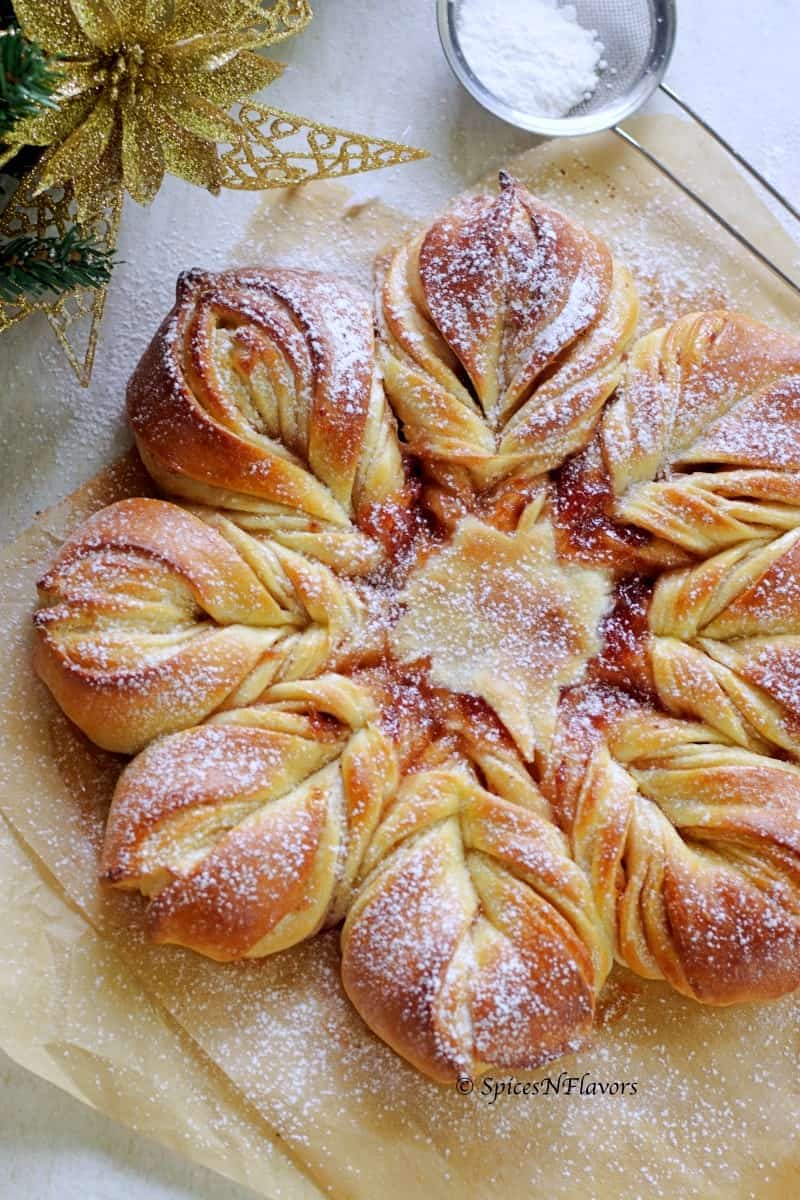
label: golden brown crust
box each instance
[557,311,800,568]
[101,675,397,961]
[377,175,639,500]
[127,267,413,574]
[341,727,611,1082]
[30,186,800,1084]
[34,498,364,754]
[648,531,800,755]
[543,687,800,1004]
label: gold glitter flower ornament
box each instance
[1,0,426,383]
[4,0,304,213]
[5,0,316,217]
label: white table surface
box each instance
[1,1,798,1195]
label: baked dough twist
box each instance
[342,710,611,1082]
[34,498,363,753]
[33,179,800,1082]
[101,675,397,961]
[649,531,800,756]
[378,172,638,510]
[544,688,800,1003]
[127,267,413,574]
[558,311,800,569]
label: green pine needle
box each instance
[0,227,116,302]
[0,20,112,306]
[0,23,60,140]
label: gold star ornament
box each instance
[5,1,426,219]
[1,0,426,382]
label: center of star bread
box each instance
[390,515,610,759]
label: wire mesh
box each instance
[439,0,676,136]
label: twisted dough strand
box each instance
[34,499,364,753]
[544,689,800,1003]
[648,529,800,756]
[341,721,611,1083]
[128,267,411,574]
[101,675,397,961]
[378,174,638,496]
[559,311,800,567]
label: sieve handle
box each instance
[612,125,800,299]
[659,84,799,225]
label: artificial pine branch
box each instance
[0,11,114,310]
[0,227,115,302]
[0,22,60,140]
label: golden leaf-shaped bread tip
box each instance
[127,267,413,575]
[34,499,364,753]
[378,174,638,493]
[341,746,611,1083]
[544,688,800,1003]
[101,676,397,961]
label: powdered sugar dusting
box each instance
[457,0,605,119]
[9,156,800,1195]
[392,515,610,758]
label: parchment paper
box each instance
[1,117,798,1199]
[0,460,321,1200]
[0,814,321,1199]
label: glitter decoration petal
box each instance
[0,161,121,385]
[2,0,427,381]
[5,1,426,219]
[219,104,428,189]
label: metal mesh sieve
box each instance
[570,0,667,116]
[437,0,676,137]
[437,0,799,296]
